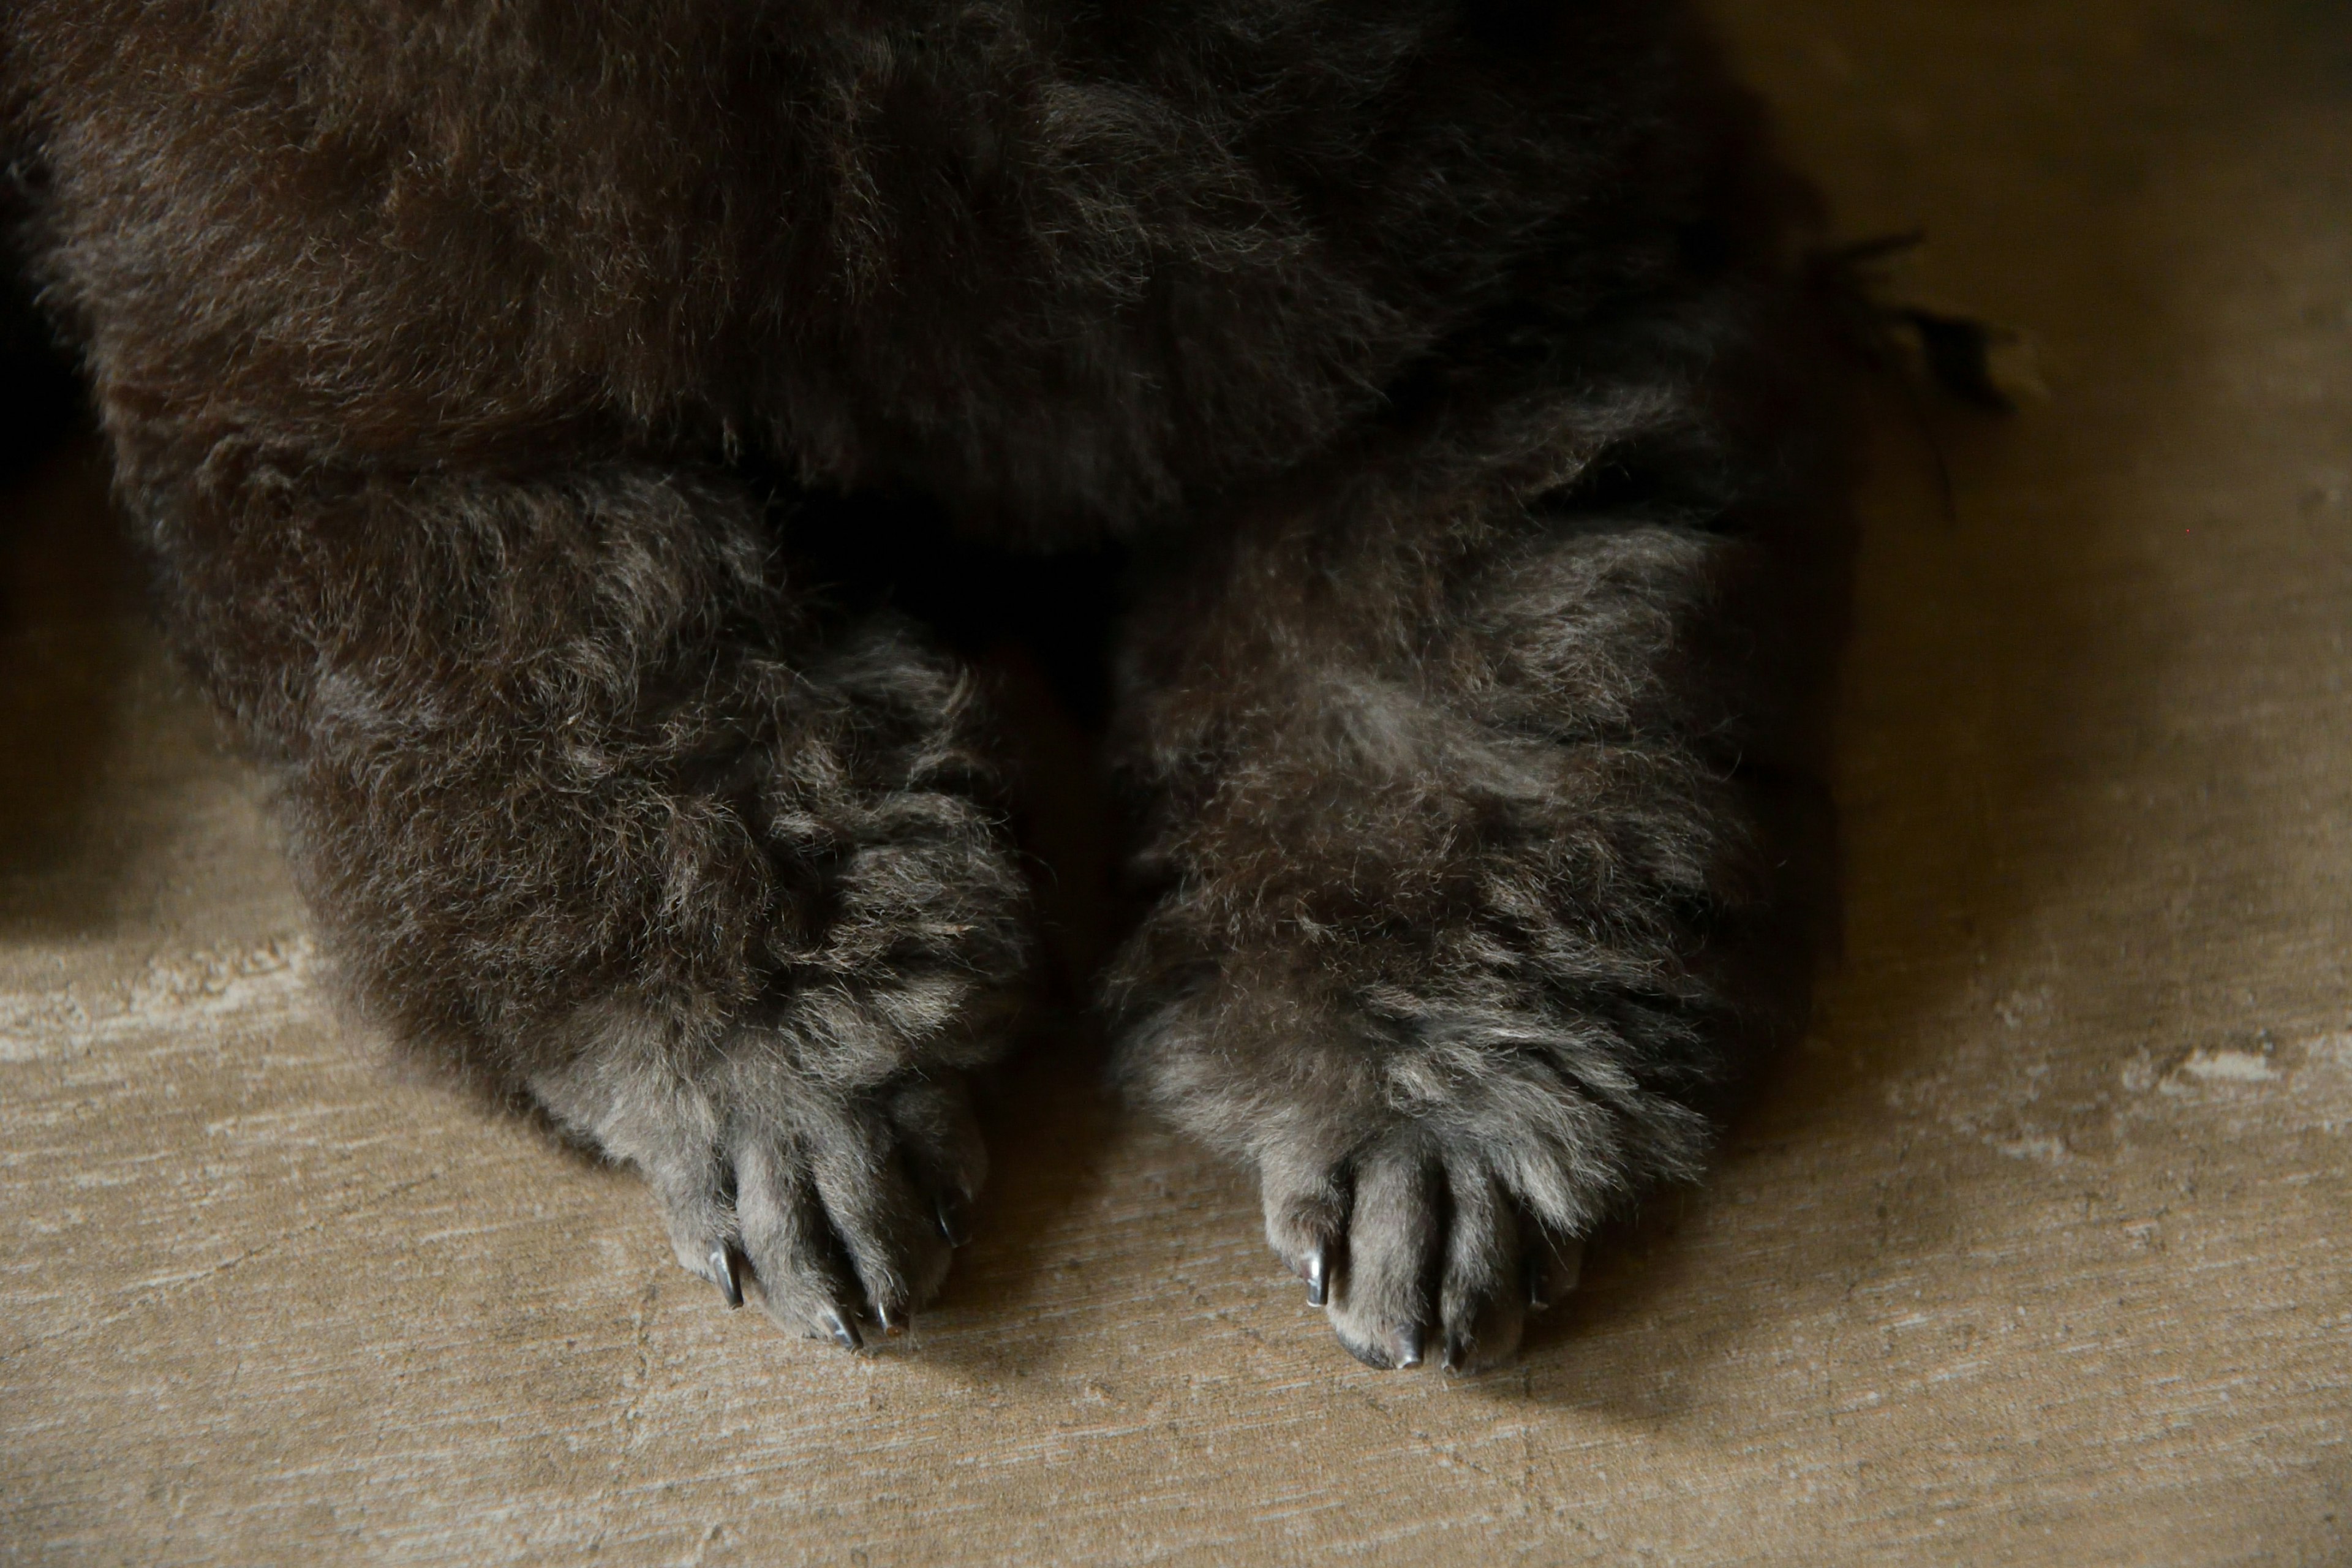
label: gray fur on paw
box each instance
[1115,974,1691,1373]
[1261,1125,1586,1376]
[532,1047,985,1346]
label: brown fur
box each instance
[3,0,1850,1368]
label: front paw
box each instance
[533,1050,985,1348]
[1114,963,1717,1373]
[1255,1123,1590,1375]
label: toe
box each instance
[1437,1163,1524,1374]
[732,1136,867,1346]
[886,1077,988,1248]
[645,1152,741,1305]
[806,1099,954,1331]
[1526,1226,1586,1312]
[1325,1134,1440,1370]
[1259,1154,1349,1308]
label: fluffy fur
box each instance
[3,0,1849,1367]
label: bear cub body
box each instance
[3,0,1849,1370]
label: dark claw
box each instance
[710,1248,742,1310]
[1303,1245,1329,1308]
[822,1307,864,1353]
[937,1197,971,1249]
[875,1302,907,1338]
[1529,1235,1585,1311]
[1441,1332,1474,1374]
[1396,1325,1425,1370]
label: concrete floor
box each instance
[4,2,2349,1562]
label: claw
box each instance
[821,1307,864,1353]
[937,1197,971,1249]
[1441,1332,1473,1374]
[1396,1324,1425,1370]
[710,1247,742,1310]
[1529,1235,1585,1311]
[1302,1245,1330,1308]
[874,1302,907,1338]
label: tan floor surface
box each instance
[5,1,2350,1562]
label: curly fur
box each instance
[4,0,1851,1365]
